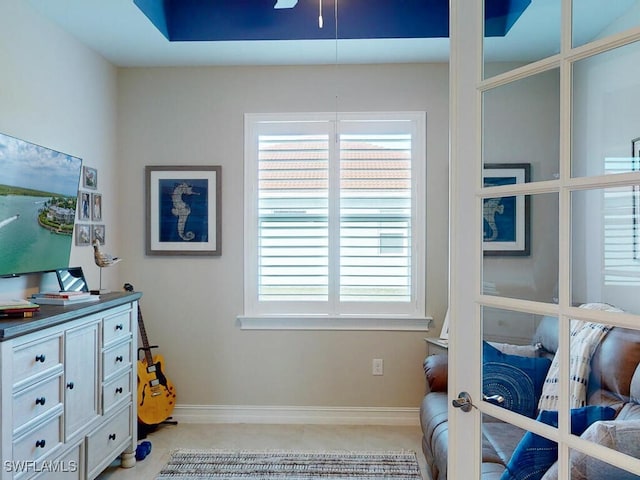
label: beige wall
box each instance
[0,0,451,414]
[0,0,564,417]
[0,0,118,298]
[116,64,450,409]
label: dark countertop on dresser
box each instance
[0,291,142,341]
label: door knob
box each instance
[452,391,506,413]
[452,391,474,412]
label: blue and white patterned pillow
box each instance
[483,341,552,418]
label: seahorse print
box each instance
[171,182,199,241]
[483,198,504,241]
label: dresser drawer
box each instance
[102,341,131,381]
[13,335,63,387]
[103,309,132,347]
[13,373,63,434]
[32,441,82,480]
[13,413,63,466]
[86,405,131,476]
[102,371,131,414]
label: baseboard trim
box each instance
[171,404,420,426]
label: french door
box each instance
[449,1,640,478]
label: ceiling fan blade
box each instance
[274,0,298,9]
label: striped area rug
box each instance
[155,449,423,479]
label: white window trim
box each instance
[241,111,428,330]
[237,315,432,331]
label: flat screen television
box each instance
[0,132,83,278]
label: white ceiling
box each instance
[26,0,638,67]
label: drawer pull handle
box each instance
[115,355,124,362]
[115,324,124,330]
[35,439,46,448]
[115,387,123,394]
[66,381,75,390]
[35,397,46,406]
[35,354,46,363]
[108,433,116,441]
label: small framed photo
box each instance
[75,224,91,246]
[78,191,91,221]
[92,224,105,245]
[146,165,222,256]
[83,166,98,190]
[483,163,531,256]
[91,193,102,221]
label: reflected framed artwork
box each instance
[482,163,530,256]
[146,165,222,256]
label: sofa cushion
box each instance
[424,354,448,393]
[500,406,616,480]
[590,327,640,400]
[420,392,449,480]
[483,341,552,418]
[541,419,640,480]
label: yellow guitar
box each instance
[125,284,176,426]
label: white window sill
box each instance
[237,315,432,331]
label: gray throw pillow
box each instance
[541,420,640,480]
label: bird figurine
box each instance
[93,239,122,268]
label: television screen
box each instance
[0,132,83,277]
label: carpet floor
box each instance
[155,449,423,479]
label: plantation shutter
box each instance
[258,133,330,302]
[340,132,412,302]
[246,112,426,319]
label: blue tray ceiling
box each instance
[134,0,532,42]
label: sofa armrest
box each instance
[424,353,449,392]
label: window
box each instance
[243,112,426,327]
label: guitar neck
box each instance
[137,308,155,366]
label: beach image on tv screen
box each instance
[0,132,82,277]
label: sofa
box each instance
[419,314,640,480]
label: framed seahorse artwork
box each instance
[482,163,530,256]
[145,165,222,256]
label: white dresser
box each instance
[0,292,140,480]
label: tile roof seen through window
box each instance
[259,141,411,190]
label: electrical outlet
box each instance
[372,358,384,376]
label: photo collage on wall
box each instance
[76,166,105,246]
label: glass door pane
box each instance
[483,192,559,302]
[483,2,560,79]
[572,41,640,178]
[571,187,640,313]
[573,1,640,48]
[483,69,561,183]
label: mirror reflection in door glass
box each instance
[483,0,560,79]
[482,307,556,419]
[572,41,640,178]
[482,192,559,302]
[483,69,560,183]
[573,1,640,49]
[482,412,560,479]
[571,188,640,315]
[565,446,640,478]
[565,319,640,473]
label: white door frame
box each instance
[448,0,483,478]
[449,0,640,478]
